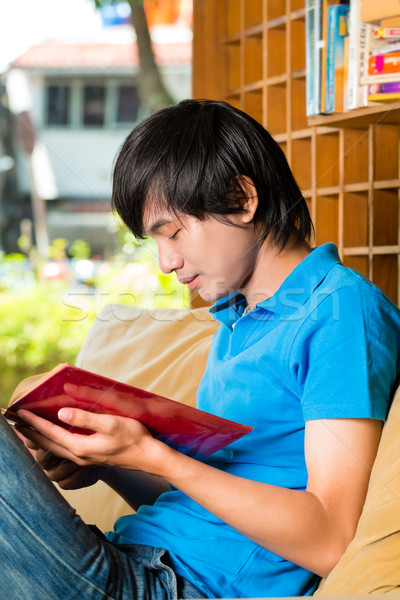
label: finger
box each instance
[35,448,65,471]
[47,460,83,483]
[16,412,83,463]
[17,409,79,444]
[57,466,99,490]
[57,405,118,436]
[16,424,51,450]
[64,383,112,405]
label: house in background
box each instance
[7,14,191,256]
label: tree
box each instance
[93,0,174,112]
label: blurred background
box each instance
[0,0,193,405]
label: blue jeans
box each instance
[0,414,207,599]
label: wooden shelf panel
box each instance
[308,103,400,129]
[343,246,400,256]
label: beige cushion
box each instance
[60,305,217,531]
[317,385,400,595]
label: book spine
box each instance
[306,0,316,116]
[372,41,400,55]
[319,0,329,113]
[314,0,323,113]
[374,28,400,40]
[367,91,400,103]
[368,81,400,94]
[368,51,400,75]
[347,0,361,110]
[362,72,400,85]
[325,4,350,114]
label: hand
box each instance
[16,424,101,489]
[16,383,167,475]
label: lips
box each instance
[178,275,199,289]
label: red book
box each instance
[5,363,253,459]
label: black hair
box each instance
[111,99,313,249]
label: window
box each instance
[44,79,140,128]
[83,85,106,126]
[117,85,139,123]
[46,85,70,126]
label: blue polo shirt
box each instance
[106,243,400,598]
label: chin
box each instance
[198,288,230,304]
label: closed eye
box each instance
[169,230,181,240]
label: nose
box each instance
[158,241,184,274]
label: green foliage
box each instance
[0,237,189,407]
[69,239,92,260]
[0,283,95,407]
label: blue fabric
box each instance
[107,244,400,598]
[0,414,205,600]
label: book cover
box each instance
[325,4,350,114]
[5,363,253,459]
[368,51,400,75]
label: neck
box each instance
[241,235,312,309]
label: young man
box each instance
[4,99,400,599]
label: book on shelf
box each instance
[367,92,400,102]
[367,80,400,102]
[373,27,400,39]
[368,51,400,75]
[325,3,350,113]
[306,0,317,115]
[305,0,400,115]
[306,0,323,116]
[346,0,368,110]
[4,363,253,460]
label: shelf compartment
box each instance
[290,18,305,73]
[343,192,368,248]
[291,78,307,130]
[373,254,398,304]
[291,1,305,13]
[373,125,399,182]
[244,90,263,125]
[225,0,241,37]
[315,133,339,188]
[266,85,287,135]
[342,129,369,185]
[267,27,286,77]
[342,255,369,278]
[373,190,399,247]
[225,42,241,91]
[291,138,312,191]
[244,0,263,29]
[223,93,241,110]
[315,195,339,246]
[244,36,263,85]
[267,1,286,21]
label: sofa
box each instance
[10,304,400,596]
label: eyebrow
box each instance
[146,217,173,236]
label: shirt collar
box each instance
[210,243,342,326]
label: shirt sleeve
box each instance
[289,283,400,422]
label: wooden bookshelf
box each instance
[192,0,400,304]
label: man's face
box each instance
[143,208,261,303]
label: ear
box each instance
[237,176,258,224]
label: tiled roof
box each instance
[11,41,191,70]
